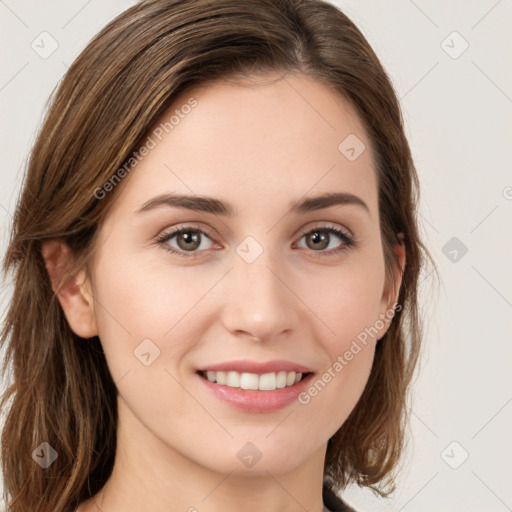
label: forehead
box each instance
[112,72,377,216]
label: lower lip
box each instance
[197,372,314,413]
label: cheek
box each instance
[90,243,233,386]
[301,254,386,348]
[90,247,193,375]
[90,251,209,435]
[296,254,385,405]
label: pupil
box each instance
[180,232,199,250]
[310,231,328,249]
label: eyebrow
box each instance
[136,191,370,216]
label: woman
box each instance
[0,1,434,511]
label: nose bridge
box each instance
[221,236,298,340]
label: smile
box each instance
[199,370,310,391]
[197,370,315,413]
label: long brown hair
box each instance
[1,1,436,510]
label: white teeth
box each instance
[258,372,276,390]
[240,372,259,390]
[203,370,304,390]
[276,371,287,388]
[226,371,240,387]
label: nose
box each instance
[220,247,301,343]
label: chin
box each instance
[199,439,312,476]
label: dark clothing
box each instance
[323,482,358,512]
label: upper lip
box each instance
[197,359,314,375]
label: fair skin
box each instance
[43,72,405,512]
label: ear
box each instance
[386,236,406,307]
[41,240,98,338]
[377,236,406,338]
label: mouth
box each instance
[197,369,313,391]
[196,367,315,413]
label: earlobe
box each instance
[41,240,98,338]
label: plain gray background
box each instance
[0,1,511,511]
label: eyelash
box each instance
[155,224,357,259]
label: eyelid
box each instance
[155,223,216,248]
[297,221,353,239]
[157,221,353,241]
[156,221,356,258]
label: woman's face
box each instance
[82,73,401,476]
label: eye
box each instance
[296,225,356,256]
[156,224,356,259]
[156,225,214,258]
